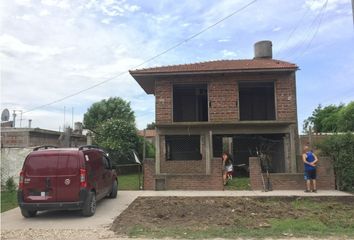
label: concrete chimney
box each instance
[28,119,32,128]
[254,40,272,59]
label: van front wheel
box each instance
[21,208,37,218]
[82,191,96,217]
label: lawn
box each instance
[111,196,354,239]
[225,177,251,190]
[1,191,18,213]
[118,173,142,190]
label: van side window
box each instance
[102,156,111,169]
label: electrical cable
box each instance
[287,0,328,61]
[292,0,328,61]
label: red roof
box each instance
[130,58,298,94]
[130,59,297,75]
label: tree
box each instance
[337,102,354,132]
[83,97,135,131]
[146,122,156,130]
[303,104,344,133]
[83,97,138,165]
[318,133,354,191]
[95,119,138,164]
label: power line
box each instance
[277,6,311,57]
[292,0,328,61]
[285,0,328,61]
[23,0,258,114]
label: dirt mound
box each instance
[111,196,354,237]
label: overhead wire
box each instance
[23,0,258,114]
[292,0,328,61]
[286,0,328,61]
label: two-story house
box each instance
[130,41,300,190]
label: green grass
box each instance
[225,177,251,190]
[128,219,354,239]
[118,174,141,190]
[1,191,18,213]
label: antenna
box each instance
[1,109,10,121]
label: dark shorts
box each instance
[304,169,317,180]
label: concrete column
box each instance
[283,134,290,172]
[205,131,211,175]
[289,125,297,173]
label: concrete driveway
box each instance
[1,190,352,240]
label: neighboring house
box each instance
[137,129,156,145]
[130,41,301,190]
[1,127,86,148]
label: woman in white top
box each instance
[222,152,233,186]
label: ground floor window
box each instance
[165,135,202,160]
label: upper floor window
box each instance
[239,82,275,121]
[173,84,208,122]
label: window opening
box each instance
[173,84,208,122]
[239,82,275,120]
[166,135,202,160]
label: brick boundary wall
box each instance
[143,158,224,190]
[143,158,156,190]
[249,156,335,190]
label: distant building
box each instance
[137,129,156,145]
[1,127,86,148]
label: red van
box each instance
[17,145,118,217]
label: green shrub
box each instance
[5,177,17,192]
[317,133,354,191]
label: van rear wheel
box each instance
[109,180,118,198]
[82,191,96,217]
[21,208,37,218]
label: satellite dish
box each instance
[1,109,10,121]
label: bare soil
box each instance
[111,196,354,238]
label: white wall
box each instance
[1,148,32,186]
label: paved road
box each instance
[1,190,352,240]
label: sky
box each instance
[1,0,353,132]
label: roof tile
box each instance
[130,59,297,75]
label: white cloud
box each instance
[101,18,112,24]
[14,0,32,7]
[272,26,281,32]
[124,3,140,12]
[15,14,35,21]
[304,0,348,11]
[41,0,70,9]
[39,9,50,16]
[218,39,230,43]
[221,50,238,58]
[0,34,66,61]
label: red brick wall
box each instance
[155,79,172,124]
[159,135,206,174]
[209,77,238,122]
[250,156,335,190]
[143,158,224,190]
[275,74,297,121]
[165,158,223,190]
[143,158,155,190]
[154,72,297,124]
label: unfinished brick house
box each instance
[130,41,334,190]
